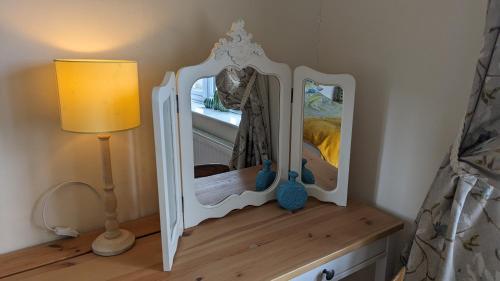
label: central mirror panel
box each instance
[302,79,343,190]
[189,66,280,206]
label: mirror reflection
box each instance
[190,67,280,206]
[302,79,343,190]
[163,98,178,232]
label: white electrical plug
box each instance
[53,226,80,238]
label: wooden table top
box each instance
[0,200,403,281]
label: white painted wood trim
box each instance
[334,252,386,280]
[374,238,390,281]
[290,66,355,206]
[177,20,292,228]
[152,72,184,271]
[289,238,387,281]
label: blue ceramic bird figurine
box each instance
[276,171,308,212]
[301,158,315,184]
[255,159,276,191]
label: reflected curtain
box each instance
[216,67,272,169]
[403,2,500,280]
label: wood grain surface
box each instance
[2,200,403,281]
[0,215,160,279]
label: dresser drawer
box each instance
[290,238,387,281]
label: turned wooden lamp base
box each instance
[92,135,136,257]
[92,229,135,256]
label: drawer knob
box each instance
[322,269,335,280]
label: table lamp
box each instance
[54,59,140,256]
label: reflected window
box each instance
[191,77,216,103]
[190,77,242,127]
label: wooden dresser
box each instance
[0,200,403,281]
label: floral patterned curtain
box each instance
[403,1,500,280]
[216,67,272,169]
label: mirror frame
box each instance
[177,20,291,228]
[290,66,355,206]
[152,72,184,271]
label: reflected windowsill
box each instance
[191,102,241,128]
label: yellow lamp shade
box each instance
[54,59,140,133]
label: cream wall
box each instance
[0,0,487,263]
[316,0,487,276]
[0,0,320,253]
[318,0,486,222]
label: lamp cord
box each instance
[41,181,102,234]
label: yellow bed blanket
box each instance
[303,117,341,168]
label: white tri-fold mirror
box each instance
[152,72,183,271]
[152,20,355,271]
[290,66,355,207]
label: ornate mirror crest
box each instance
[212,20,265,66]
